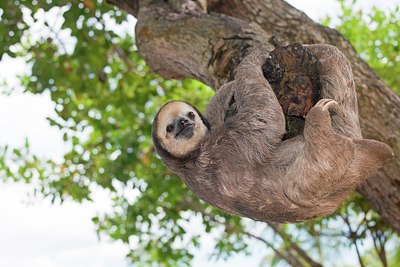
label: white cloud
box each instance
[0,183,130,267]
[0,91,69,161]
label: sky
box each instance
[0,1,399,267]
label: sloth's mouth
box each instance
[176,123,194,138]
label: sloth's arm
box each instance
[206,51,286,164]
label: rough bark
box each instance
[107,0,400,234]
[263,44,321,139]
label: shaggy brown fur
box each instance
[152,44,393,223]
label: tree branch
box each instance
[268,223,323,267]
[180,197,322,267]
[339,213,366,267]
[106,0,139,16]
[135,0,271,87]
[188,202,305,267]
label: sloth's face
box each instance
[154,101,208,157]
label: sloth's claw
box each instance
[315,98,338,111]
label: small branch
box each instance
[367,223,388,267]
[106,0,139,16]
[268,223,323,267]
[183,199,305,267]
[339,213,365,267]
[112,44,145,76]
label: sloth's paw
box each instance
[306,98,338,126]
[315,98,338,112]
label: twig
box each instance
[268,222,323,267]
[339,213,365,267]
[183,199,307,267]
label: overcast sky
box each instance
[0,1,399,267]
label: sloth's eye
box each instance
[188,111,195,119]
[166,125,174,133]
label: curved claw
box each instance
[315,98,338,111]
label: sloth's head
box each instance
[152,101,211,158]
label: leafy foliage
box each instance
[323,0,400,94]
[0,0,399,266]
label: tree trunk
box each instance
[107,0,400,234]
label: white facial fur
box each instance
[156,101,208,157]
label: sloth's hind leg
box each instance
[306,44,361,139]
[282,98,355,207]
[303,98,341,143]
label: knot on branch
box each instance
[262,43,321,139]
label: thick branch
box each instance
[135,1,271,88]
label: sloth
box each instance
[152,45,393,223]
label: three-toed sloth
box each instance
[152,44,393,223]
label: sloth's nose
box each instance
[179,118,189,127]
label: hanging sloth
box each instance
[152,44,393,223]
